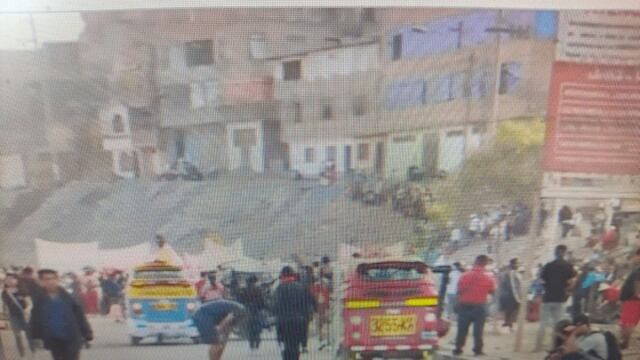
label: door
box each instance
[375,142,385,176]
[423,133,439,177]
[233,129,257,171]
[344,145,352,173]
[438,130,465,173]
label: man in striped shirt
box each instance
[453,255,497,357]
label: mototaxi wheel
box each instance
[130,336,142,346]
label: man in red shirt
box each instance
[453,255,496,357]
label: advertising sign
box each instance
[557,10,640,65]
[542,61,640,174]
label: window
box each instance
[304,148,314,163]
[361,8,375,23]
[293,102,302,123]
[190,80,216,109]
[203,80,217,104]
[321,102,334,120]
[449,72,465,100]
[392,34,402,60]
[471,69,489,100]
[184,40,213,67]
[360,264,426,281]
[249,33,268,59]
[499,62,522,94]
[283,60,301,81]
[113,114,125,133]
[358,143,370,161]
[385,80,426,110]
[434,76,452,103]
[326,146,337,163]
[353,95,367,116]
[190,82,205,108]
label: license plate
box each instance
[369,315,417,337]
[152,301,177,311]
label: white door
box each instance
[438,130,466,173]
[386,135,422,180]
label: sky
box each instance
[0,13,85,50]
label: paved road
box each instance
[31,317,333,360]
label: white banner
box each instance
[35,238,99,272]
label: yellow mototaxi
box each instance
[126,261,200,345]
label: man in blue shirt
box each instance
[192,299,246,360]
[30,269,93,360]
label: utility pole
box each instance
[486,10,505,144]
[513,155,546,352]
[449,21,464,50]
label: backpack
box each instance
[587,331,622,360]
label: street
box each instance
[32,317,333,360]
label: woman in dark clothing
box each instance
[238,275,266,350]
[499,258,522,331]
[2,273,36,357]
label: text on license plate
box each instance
[369,315,417,337]
[152,302,177,311]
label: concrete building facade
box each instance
[0,43,107,189]
[78,8,558,180]
[80,8,395,176]
[271,9,557,179]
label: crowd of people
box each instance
[448,202,532,252]
[444,241,640,359]
[192,257,335,360]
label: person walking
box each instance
[192,299,246,360]
[29,269,93,360]
[499,258,522,332]
[18,267,42,300]
[199,271,226,303]
[310,277,331,346]
[559,206,574,239]
[619,248,640,349]
[2,273,36,357]
[81,269,99,315]
[453,255,497,357]
[237,275,266,351]
[272,266,316,360]
[100,274,122,321]
[446,262,464,320]
[535,245,577,352]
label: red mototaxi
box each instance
[341,259,449,360]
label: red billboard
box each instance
[542,62,640,174]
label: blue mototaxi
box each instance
[126,261,200,345]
